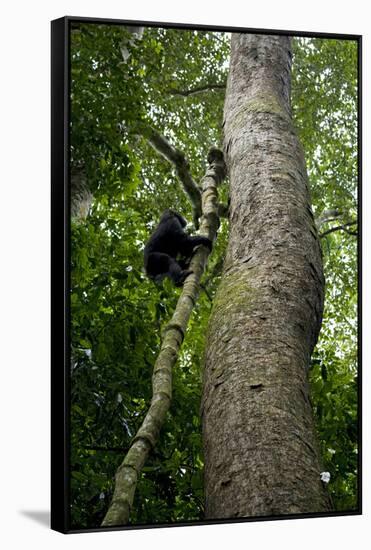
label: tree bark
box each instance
[202,34,331,519]
[71,167,92,221]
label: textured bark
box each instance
[202,34,331,519]
[71,167,92,220]
[101,148,226,527]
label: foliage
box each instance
[292,37,358,510]
[70,24,358,528]
[70,23,229,528]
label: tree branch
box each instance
[319,221,357,238]
[217,201,230,218]
[101,148,227,527]
[85,446,129,453]
[166,83,226,97]
[315,208,341,229]
[146,127,203,227]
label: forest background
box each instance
[69,23,358,528]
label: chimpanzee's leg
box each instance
[168,257,192,286]
[145,252,171,278]
[145,252,191,285]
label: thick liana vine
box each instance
[101,147,227,527]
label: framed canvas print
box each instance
[51,16,362,533]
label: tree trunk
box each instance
[71,167,92,221]
[202,34,331,519]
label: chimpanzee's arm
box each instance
[178,235,212,257]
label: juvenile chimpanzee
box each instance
[144,209,212,286]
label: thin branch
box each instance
[218,201,230,218]
[84,446,129,453]
[200,283,213,302]
[315,208,341,229]
[166,83,226,97]
[101,148,227,527]
[146,127,203,226]
[319,221,357,238]
[202,256,224,288]
[342,228,358,236]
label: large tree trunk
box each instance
[202,34,331,519]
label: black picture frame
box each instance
[51,16,362,534]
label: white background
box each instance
[1,0,369,548]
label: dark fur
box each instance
[144,209,212,285]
